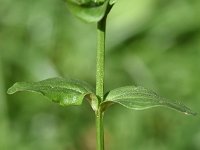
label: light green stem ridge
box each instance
[0,56,10,150]
[96,16,106,150]
[96,110,104,150]
[96,17,106,101]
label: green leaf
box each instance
[7,77,98,108]
[65,0,109,22]
[101,86,196,115]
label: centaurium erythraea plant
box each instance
[7,0,196,150]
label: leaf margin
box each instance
[7,77,98,110]
[100,86,197,116]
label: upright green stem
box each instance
[96,109,104,150]
[0,56,10,150]
[96,16,106,150]
[96,17,106,101]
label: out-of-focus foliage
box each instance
[0,0,199,150]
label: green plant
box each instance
[7,0,196,150]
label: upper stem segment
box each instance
[96,3,114,150]
[96,14,107,150]
[96,16,106,101]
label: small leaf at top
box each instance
[7,77,98,108]
[65,0,110,22]
[101,86,196,115]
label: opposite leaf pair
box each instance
[7,77,196,115]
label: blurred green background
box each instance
[0,0,200,149]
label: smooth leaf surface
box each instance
[7,77,97,107]
[65,0,109,22]
[101,86,196,115]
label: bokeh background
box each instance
[0,0,200,149]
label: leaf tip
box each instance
[185,111,197,116]
[7,84,17,94]
[7,82,23,95]
[176,102,197,116]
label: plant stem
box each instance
[96,109,104,150]
[96,16,106,150]
[96,17,106,101]
[0,56,10,149]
